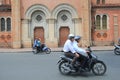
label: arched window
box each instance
[7,18,11,31]
[96,15,101,29]
[102,0,105,4]
[97,0,100,4]
[1,18,5,31]
[102,15,107,29]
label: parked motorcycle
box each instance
[57,46,107,76]
[114,44,120,55]
[32,45,51,54]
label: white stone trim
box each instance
[52,4,78,19]
[25,4,50,19]
[25,4,50,42]
[0,17,11,32]
[51,4,79,43]
[95,14,109,30]
[30,11,48,41]
[55,10,75,40]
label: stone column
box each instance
[11,0,21,48]
[6,0,10,5]
[21,19,32,48]
[81,0,91,46]
[73,18,82,36]
[114,25,119,44]
[46,19,58,47]
[73,18,84,47]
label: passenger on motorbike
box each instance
[63,34,80,69]
[73,36,89,69]
[73,36,88,57]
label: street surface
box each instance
[0,51,120,80]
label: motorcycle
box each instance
[57,46,107,76]
[32,44,51,54]
[114,44,120,55]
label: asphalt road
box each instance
[0,51,120,80]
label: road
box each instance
[0,51,120,80]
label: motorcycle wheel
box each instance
[45,48,51,54]
[32,48,38,54]
[92,61,106,76]
[59,61,71,75]
[114,48,120,55]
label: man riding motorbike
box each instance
[59,35,107,75]
[63,34,80,69]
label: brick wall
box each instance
[0,32,12,48]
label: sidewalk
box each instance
[0,46,114,53]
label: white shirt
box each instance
[73,41,88,57]
[63,39,76,54]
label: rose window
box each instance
[61,15,68,21]
[36,15,42,21]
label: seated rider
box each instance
[33,37,41,50]
[73,36,88,57]
[73,36,89,69]
[63,34,80,69]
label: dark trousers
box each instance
[36,46,41,51]
[64,52,78,66]
[78,55,88,68]
[65,52,88,68]
[41,44,45,49]
[64,52,75,59]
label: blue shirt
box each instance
[33,39,41,48]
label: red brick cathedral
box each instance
[0,0,120,48]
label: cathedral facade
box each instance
[0,0,120,48]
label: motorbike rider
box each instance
[73,36,89,69]
[73,36,88,57]
[33,37,41,50]
[63,34,80,69]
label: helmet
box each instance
[74,36,81,40]
[68,34,74,39]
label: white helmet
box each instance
[74,36,81,40]
[68,34,74,39]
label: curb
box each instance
[0,49,113,53]
[0,46,114,53]
[52,49,113,52]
